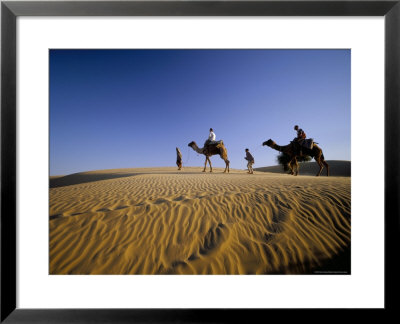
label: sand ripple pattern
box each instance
[50,168,351,274]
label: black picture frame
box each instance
[1,0,399,322]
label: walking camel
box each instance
[262,139,329,176]
[188,141,230,173]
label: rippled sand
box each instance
[49,167,351,274]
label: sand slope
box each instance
[50,167,351,274]
[255,160,350,177]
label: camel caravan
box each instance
[178,126,329,176]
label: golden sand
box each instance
[49,167,350,274]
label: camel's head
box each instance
[263,139,275,147]
[188,141,196,147]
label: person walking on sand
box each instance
[245,148,255,174]
[176,147,182,170]
[204,128,216,146]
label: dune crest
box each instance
[255,160,351,177]
[50,167,350,274]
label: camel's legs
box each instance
[203,158,207,172]
[293,158,299,176]
[203,157,215,172]
[219,152,229,173]
[288,157,298,176]
[322,160,329,176]
[287,162,294,175]
[286,159,293,175]
[316,157,324,176]
[224,160,230,173]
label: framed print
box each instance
[1,0,399,322]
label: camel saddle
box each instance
[303,138,314,149]
[205,140,224,147]
[292,138,314,150]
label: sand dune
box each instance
[255,160,350,177]
[49,167,351,274]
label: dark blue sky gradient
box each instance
[50,49,350,175]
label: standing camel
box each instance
[262,139,329,176]
[188,141,230,173]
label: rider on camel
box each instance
[204,128,216,147]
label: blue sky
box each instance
[50,49,350,175]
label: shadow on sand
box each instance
[311,244,351,275]
[49,170,219,188]
[267,245,351,275]
[49,172,141,188]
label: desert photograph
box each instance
[49,49,350,275]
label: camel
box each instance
[262,139,329,176]
[176,147,182,170]
[188,141,230,173]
